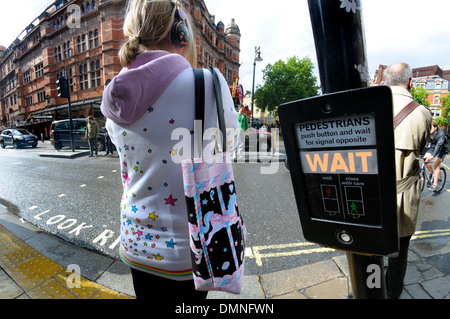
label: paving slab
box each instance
[260,259,343,298]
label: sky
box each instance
[1,0,450,93]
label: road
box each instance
[0,140,449,277]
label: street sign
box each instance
[278,86,398,256]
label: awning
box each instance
[30,98,102,117]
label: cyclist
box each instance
[423,120,447,192]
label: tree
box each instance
[410,86,430,107]
[254,56,319,113]
[441,92,450,119]
[437,92,450,128]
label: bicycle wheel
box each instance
[420,169,426,192]
[435,167,446,193]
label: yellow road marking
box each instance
[248,242,335,266]
[412,229,450,240]
[248,229,450,267]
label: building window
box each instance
[24,70,31,84]
[94,29,99,47]
[89,31,94,49]
[55,46,62,63]
[87,1,91,12]
[37,91,46,103]
[77,35,87,53]
[92,0,96,9]
[63,41,72,59]
[90,60,101,88]
[25,96,33,106]
[34,63,44,78]
[68,68,74,93]
[82,34,86,52]
[434,95,440,104]
[79,64,88,90]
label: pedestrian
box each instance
[85,116,99,157]
[102,126,114,156]
[100,0,239,299]
[384,62,432,299]
[423,120,447,192]
[235,105,248,160]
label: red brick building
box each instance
[372,64,450,86]
[371,64,450,119]
[0,0,241,137]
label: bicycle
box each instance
[420,156,447,193]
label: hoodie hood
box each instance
[101,50,190,124]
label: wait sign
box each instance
[278,86,399,257]
[297,114,378,174]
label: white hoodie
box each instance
[101,51,239,279]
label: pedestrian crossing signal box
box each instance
[278,86,399,257]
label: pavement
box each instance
[1,204,449,300]
[1,140,449,300]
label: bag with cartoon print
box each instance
[181,68,246,294]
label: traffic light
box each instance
[56,76,69,98]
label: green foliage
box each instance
[254,56,319,113]
[437,92,450,127]
[441,93,450,118]
[434,117,448,127]
[410,86,430,107]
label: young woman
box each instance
[100,0,239,299]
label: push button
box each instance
[337,230,353,245]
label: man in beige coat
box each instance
[85,116,99,157]
[385,63,432,298]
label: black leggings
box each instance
[130,268,208,299]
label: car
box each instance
[50,118,106,151]
[0,128,38,149]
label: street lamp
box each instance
[251,46,263,125]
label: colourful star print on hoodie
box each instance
[101,51,239,280]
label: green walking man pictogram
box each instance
[350,202,359,214]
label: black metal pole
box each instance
[251,60,256,125]
[308,0,386,299]
[65,71,75,152]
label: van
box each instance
[50,118,106,151]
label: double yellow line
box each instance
[247,229,450,267]
[411,229,450,240]
[248,242,335,267]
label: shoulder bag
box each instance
[181,68,247,294]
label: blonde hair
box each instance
[119,0,197,67]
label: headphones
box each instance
[170,3,189,48]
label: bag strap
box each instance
[193,68,205,129]
[208,67,227,151]
[192,68,227,156]
[193,68,205,158]
[394,100,420,129]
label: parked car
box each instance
[50,118,106,151]
[0,128,38,149]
